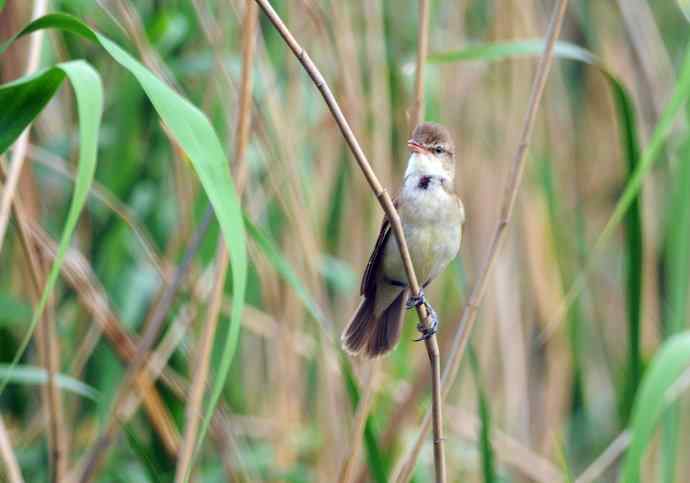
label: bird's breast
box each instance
[382,181,462,285]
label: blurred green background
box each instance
[1,0,690,481]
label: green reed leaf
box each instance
[621,332,690,483]
[0,60,102,395]
[0,364,99,400]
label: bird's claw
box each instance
[415,294,438,342]
[406,289,426,310]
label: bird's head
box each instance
[405,122,456,181]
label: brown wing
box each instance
[360,198,398,298]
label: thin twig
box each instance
[20,214,259,475]
[50,243,246,481]
[233,0,259,189]
[174,245,228,483]
[0,166,54,477]
[392,1,570,480]
[411,0,430,128]
[447,406,564,483]
[175,2,258,480]
[41,283,67,483]
[575,431,630,483]
[77,207,214,482]
[251,1,447,481]
[0,415,24,483]
[0,168,60,480]
[28,145,166,280]
[23,219,181,455]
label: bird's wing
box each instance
[360,198,398,298]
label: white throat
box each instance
[404,152,451,181]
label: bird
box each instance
[342,122,465,358]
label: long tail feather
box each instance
[341,297,375,355]
[364,289,408,357]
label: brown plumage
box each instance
[342,123,465,357]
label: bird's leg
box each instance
[406,289,439,341]
[405,288,426,310]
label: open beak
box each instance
[407,139,428,155]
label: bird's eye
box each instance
[434,146,444,155]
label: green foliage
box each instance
[0,364,98,400]
[342,358,388,483]
[1,12,247,460]
[659,102,690,483]
[0,68,64,153]
[0,60,103,395]
[599,44,690,246]
[621,332,690,483]
[0,294,31,327]
[1,4,690,482]
[469,348,497,483]
[245,215,326,325]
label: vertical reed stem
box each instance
[411,0,429,128]
[0,415,24,483]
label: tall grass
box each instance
[0,1,689,482]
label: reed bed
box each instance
[1,1,689,482]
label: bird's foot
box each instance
[406,289,426,310]
[407,290,439,341]
[414,303,438,341]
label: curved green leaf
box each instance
[598,45,690,248]
[620,332,690,483]
[0,68,65,153]
[1,13,247,452]
[0,364,99,400]
[0,60,102,395]
[428,39,597,65]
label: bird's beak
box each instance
[407,139,427,155]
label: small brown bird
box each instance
[342,122,465,357]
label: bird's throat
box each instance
[404,153,452,181]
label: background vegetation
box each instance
[1,0,689,481]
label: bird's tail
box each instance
[342,290,409,358]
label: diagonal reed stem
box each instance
[252,0,446,480]
[392,0,570,480]
[77,206,214,482]
[174,243,229,483]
